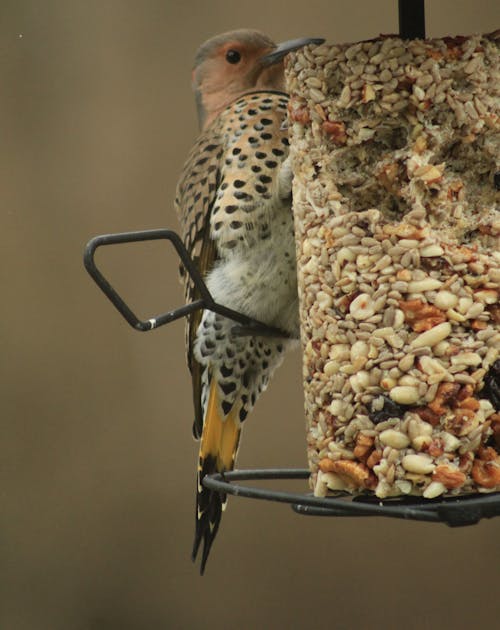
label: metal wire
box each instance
[202,468,500,527]
[399,0,426,39]
[84,229,289,337]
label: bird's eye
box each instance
[225,49,241,64]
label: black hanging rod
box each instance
[398,0,426,40]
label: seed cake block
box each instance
[286,32,500,498]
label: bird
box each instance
[175,29,324,574]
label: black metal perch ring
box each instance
[203,468,500,527]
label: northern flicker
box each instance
[175,30,324,574]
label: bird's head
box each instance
[192,29,324,130]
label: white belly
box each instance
[206,206,298,336]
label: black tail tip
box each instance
[192,488,223,575]
[191,531,209,576]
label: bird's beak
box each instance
[260,37,325,66]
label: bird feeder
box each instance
[85,1,500,525]
[287,29,500,499]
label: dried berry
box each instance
[482,360,500,410]
[370,396,408,423]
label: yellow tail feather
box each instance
[200,379,241,473]
[193,379,242,573]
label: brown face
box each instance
[192,39,280,129]
[191,32,324,129]
[193,39,276,94]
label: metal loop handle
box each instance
[84,228,289,337]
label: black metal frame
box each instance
[203,469,500,527]
[83,1,500,527]
[83,229,288,338]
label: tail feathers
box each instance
[192,379,241,575]
[192,455,224,575]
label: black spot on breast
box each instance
[255,184,267,194]
[205,144,218,152]
[253,123,264,131]
[234,179,245,188]
[234,191,252,201]
[194,192,201,202]
[251,165,261,173]
[259,174,272,184]
[282,137,290,146]
[262,98,273,103]
[272,148,285,156]
[255,151,267,159]
[225,158,232,166]
[220,364,232,378]
[265,160,277,169]
[225,205,238,213]
[259,105,272,111]
[248,108,257,115]
[195,156,208,166]
[238,154,248,162]
[248,137,258,144]
[261,132,272,140]
[232,147,241,155]
[261,118,273,126]
[230,220,242,229]
[214,221,223,231]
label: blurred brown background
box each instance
[1,1,499,629]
